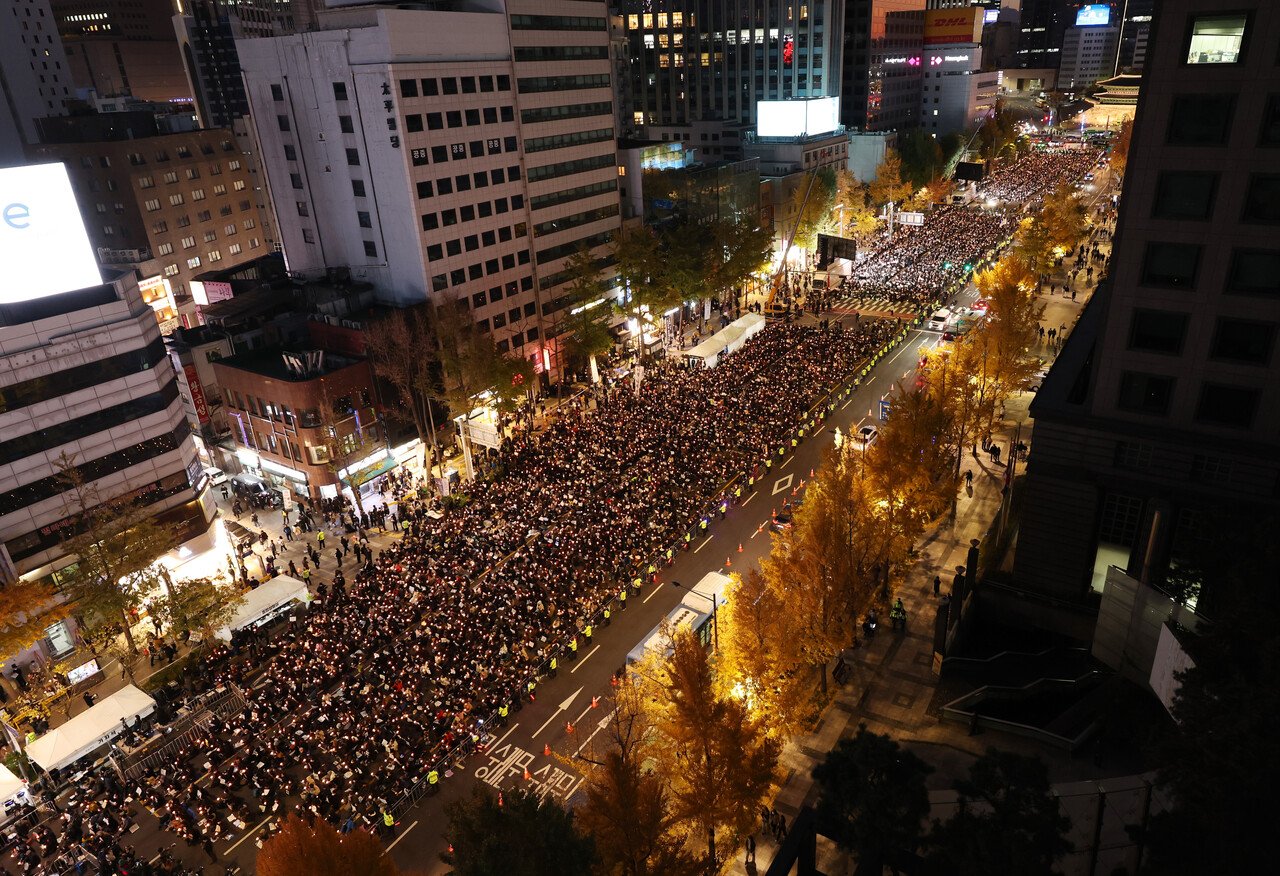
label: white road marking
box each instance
[781,455,795,468]
[386,820,419,851]
[771,474,793,495]
[531,688,583,739]
[570,644,600,672]
[224,817,273,855]
[742,491,757,506]
[492,722,520,749]
[643,581,666,603]
[693,536,713,554]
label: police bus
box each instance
[625,571,733,665]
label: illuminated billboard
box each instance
[984,9,1000,25]
[924,7,983,45]
[1076,4,1112,27]
[0,163,101,303]
[756,97,841,138]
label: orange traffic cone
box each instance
[724,555,732,568]
[810,468,815,478]
[566,721,575,734]
[738,542,744,553]
[543,743,551,756]
[523,767,532,781]
[591,695,600,708]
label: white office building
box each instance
[0,272,214,589]
[236,0,622,377]
[1059,22,1120,92]
[921,44,999,135]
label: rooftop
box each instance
[214,348,364,382]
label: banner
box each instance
[924,7,982,45]
[184,364,211,424]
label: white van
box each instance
[926,308,954,332]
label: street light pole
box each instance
[672,581,718,653]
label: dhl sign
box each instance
[924,7,983,45]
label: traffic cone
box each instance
[724,555,732,568]
[738,542,744,553]
[543,743,551,756]
[566,721,575,734]
[591,696,600,708]
[810,468,815,478]
[523,767,532,781]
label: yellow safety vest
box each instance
[428,770,439,785]
[383,812,395,827]
[584,625,593,638]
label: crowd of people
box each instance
[3,319,901,875]
[976,146,1103,205]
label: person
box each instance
[745,834,756,864]
[933,575,941,596]
[890,598,907,631]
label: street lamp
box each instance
[671,580,719,653]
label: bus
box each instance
[625,571,734,665]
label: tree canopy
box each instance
[443,786,597,876]
[257,814,399,876]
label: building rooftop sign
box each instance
[0,163,101,303]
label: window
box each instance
[339,115,355,134]
[187,256,202,269]
[1190,454,1233,483]
[1195,384,1259,428]
[427,244,443,261]
[364,241,378,257]
[203,230,217,243]
[461,205,475,221]
[191,188,205,201]
[1153,172,1217,220]
[228,160,241,171]
[283,144,297,161]
[1261,95,1280,147]
[517,74,611,94]
[497,75,511,90]
[406,114,423,133]
[432,145,448,163]
[426,113,444,131]
[416,180,433,199]
[437,177,453,195]
[243,218,256,230]
[357,211,372,228]
[452,143,467,159]
[208,249,222,262]
[346,148,361,166]
[447,110,462,128]
[1242,174,1280,223]
[333,81,348,101]
[290,173,303,190]
[277,114,290,131]
[302,228,315,244]
[271,83,284,101]
[483,107,497,124]
[156,242,173,256]
[296,201,309,217]
[1141,242,1201,289]
[421,78,439,96]
[144,198,160,211]
[169,193,184,206]
[352,179,366,197]
[1185,14,1247,65]
[181,236,195,249]
[1226,249,1280,296]
[164,264,179,276]
[1210,319,1275,364]
[454,175,470,192]
[197,210,212,222]
[1117,372,1174,416]
[225,224,236,235]
[470,141,485,158]
[1129,310,1188,354]
[1167,94,1235,145]
[399,78,418,98]
[152,220,168,234]
[213,184,226,196]
[441,77,458,95]
[461,76,477,94]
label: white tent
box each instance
[680,313,767,368]
[25,685,156,773]
[0,763,28,806]
[215,574,311,641]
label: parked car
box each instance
[854,425,879,450]
[926,308,954,332]
[204,466,228,487]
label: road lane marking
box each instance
[492,722,520,749]
[225,817,273,855]
[532,688,583,739]
[742,491,757,506]
[386,820,419,852]
[781,455,795,468]
[693,536,713,554]
[643,581,666,602]
[771,474,793,495]
[570,644,600,672]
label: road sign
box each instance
[897,211,925,227]
[879,398,891,421]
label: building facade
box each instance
[1058,19,1120,91]
[616,0,844,138]
[0,273,213,588]
[1014,0,1072,70]
[30,128,272,328]
[237,1,622,378]
[213,348,381,500]
[51,0,190,101]
[0,0,74,165]
[841,0,927,132]
[1014,0,1280,614]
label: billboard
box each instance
[984,9,1000,25]
[183,364,211,424]
[0,163,102,303]
[1076,4,1112,27]
[756,97,841,138]
[924,7,983,45]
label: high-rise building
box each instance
[617,0,845,142]
[51,0,190,101]
[1014,0,1071,69]
[1058,14,1119,90]
[1114,0,1155,71]
[919,5,998,134]
[0,271,212,589]
[842,0,928,132]
[30,127,274,329]
[0,0,74,165]
[237,1,622,379]
[1014,0,1280,614]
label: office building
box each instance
[0,272,213,589]
[1058,15,1119,90]
[842,0,927,132]
[919,6,997,134]
[237,1,622,379]
[0,0,74,165]
[1014,0,1280,615]
[617,0,845,144]
[1014,0,1071,69]
[30,127,273,329]
[1114,0,1154,71]
[51,0,190,101]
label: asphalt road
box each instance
[374,321,954,875]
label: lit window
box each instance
[1186,14,1246,65]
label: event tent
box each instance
[25,685,156,772]
[0,763,27,806]
[215,574,311,641]
[681,313,766,368]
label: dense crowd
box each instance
[3,319,901,875]
[977,147,1103,206]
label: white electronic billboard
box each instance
[757,97,841,138]
[0,163,102,303]
[1076,4,1112,27]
